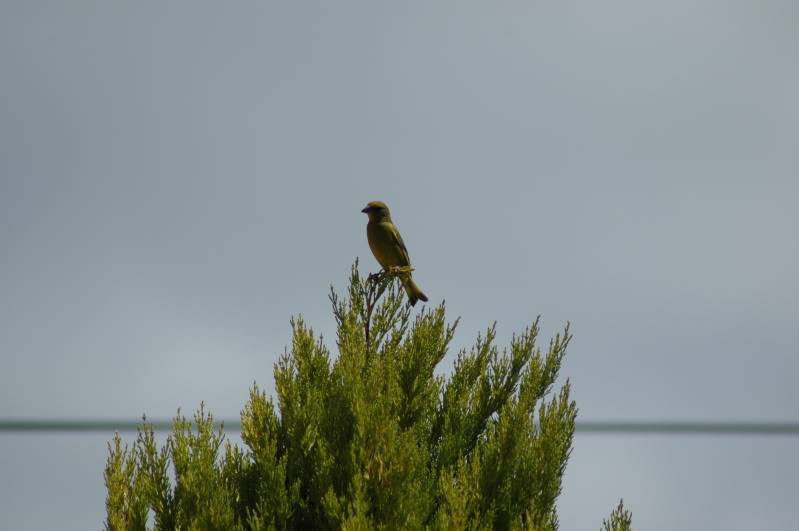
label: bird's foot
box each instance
[367,266,414,285]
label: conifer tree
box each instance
[602,500,633,531]
[105,263,632,530]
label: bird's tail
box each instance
[403,277,428,306]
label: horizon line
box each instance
[1,419,798,435]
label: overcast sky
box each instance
[1,1,797,529]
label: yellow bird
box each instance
[361,201,428,306]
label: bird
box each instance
[361,201,428,306]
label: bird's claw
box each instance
[367,266,414,285]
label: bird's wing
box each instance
[388,223,412,266]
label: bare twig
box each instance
[362,269,399,354]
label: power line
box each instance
[1,419,798,435]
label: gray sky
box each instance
[1,0,797,529]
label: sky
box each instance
[1,0,797,529]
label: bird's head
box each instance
[361,201,391,221]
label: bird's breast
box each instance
[367,222,407,268]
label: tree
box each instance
[601,500,633,531]
[105,262,632,530]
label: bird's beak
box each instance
[361,206,370,213]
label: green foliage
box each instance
[105,262,629,530]
[602,500,633,531]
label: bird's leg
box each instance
[385,266,414,277]
[385,266,414,284]
[367,266,414,283]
